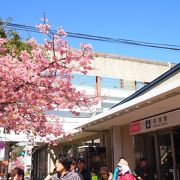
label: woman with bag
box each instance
[118,161,136,180]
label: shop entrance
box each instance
[158,128,180,180]
[134,127,180,180]
[158,133,174,179]
[173,128,180,179]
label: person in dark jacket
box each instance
[51,155,81,180]
[70,157,84,180]
[135,158,153,180]
[77,158,91,180]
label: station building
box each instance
[31,53,178,180]
[70,62,180,180]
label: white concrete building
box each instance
[49,52,174,132]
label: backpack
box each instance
[118,173,136,180]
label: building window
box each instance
[135,81,148,90]
[122,80,135,90]
[101,77,121,89]
[85,140,93,145]
[3,127,10,134]
[120,79,124,88]
[93,138,100,144]
[72,74,96,87]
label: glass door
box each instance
[158,133,174,180]
[134,134,157,179]
[134,129,180,180]
[173,128,180,180]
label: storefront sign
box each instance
[129,109,180,135]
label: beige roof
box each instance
[94,52,173,66]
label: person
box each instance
[44,168,56,180]
[69,157,80,173]
[135,158,152,180]
[11,168,17,179]
[113,158,135,180]
[51,155,81,180]
[113,157,127,180]
[100,167,113,180]
[70,157,84,180]
[13,167,24,180]
[118,164,135,180]
[44,173,52,180]
[77,158,91,180]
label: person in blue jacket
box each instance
[113,157,129,180]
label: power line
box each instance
[2,22,180,51]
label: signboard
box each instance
[129,109,180,135]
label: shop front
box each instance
[130,109,180,180]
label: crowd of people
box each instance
[9,156,152,180]
[43,155,152,180]
[45,155,91,180]
[113,157,152,180]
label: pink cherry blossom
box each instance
[57,27,67,37]
[36,24,51,34]
[0,38,7,45]
[27,38,38,47]
[40,17,49,22]
[0,141,5,150]
[80,43,93,50]
[0,18,98,142]
[20,50,29,61]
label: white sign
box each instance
[129,109,180,135]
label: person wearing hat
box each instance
[100,167,113,180]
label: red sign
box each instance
[129,122,141,134]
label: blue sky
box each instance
[1,0,180,63]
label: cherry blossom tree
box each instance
[0,18,97,141]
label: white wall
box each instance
[90,56,170,82]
